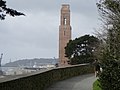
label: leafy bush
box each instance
[96,0,120,89]
[93,79,101,90]
[99,60,120,90]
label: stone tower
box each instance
[59,4,71,65]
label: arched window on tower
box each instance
[63,17,67,25]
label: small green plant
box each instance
[93,79,101,90]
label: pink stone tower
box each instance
[59,4,71,66]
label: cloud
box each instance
[0,0,99,64]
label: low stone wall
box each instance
[0,64,94,90]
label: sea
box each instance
[0,58,58,76]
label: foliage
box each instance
[93,79,101,90]
[0,0,25,20]
[65,35,99,65]
[96,0,120,61]
[96,0,120,90]
[99,60,120,90]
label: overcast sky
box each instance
[0,0,100,64]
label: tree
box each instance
[65,35,100,65]
[96,0,120,90]
[0,0,25,20]
[96,0,120,61]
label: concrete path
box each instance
[46,74,96,90]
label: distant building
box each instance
[59,4,72,66]
[0,53,3,75]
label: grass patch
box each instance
[93,79,101,90]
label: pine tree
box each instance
[0,0,25,20]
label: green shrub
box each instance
[93,79,101,90]
[99,60,120,90]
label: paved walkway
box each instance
[46,74,96,90]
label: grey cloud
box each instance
[7,0,98,16]
[1,0,99,64]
